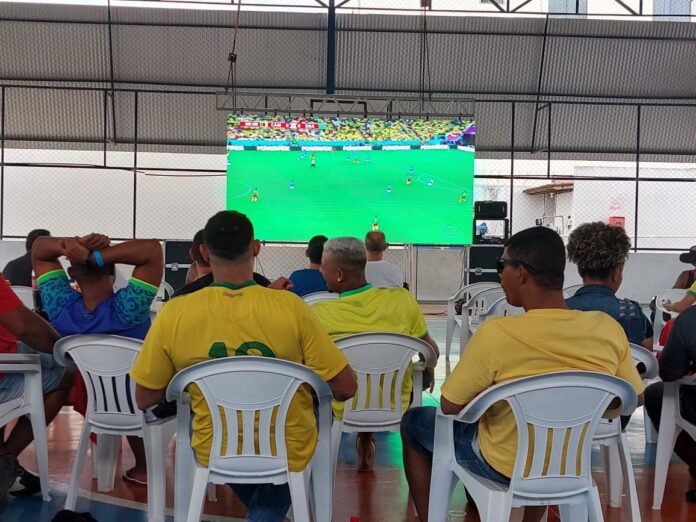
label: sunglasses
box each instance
[496,257,537,274]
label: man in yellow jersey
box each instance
[130,211,356,522]
[400,226,645,522]
[312,237,439,472]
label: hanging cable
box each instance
[225,0,243,107]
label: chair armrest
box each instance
[0,354,41,374]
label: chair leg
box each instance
[588,486,605,522]
[186,466,209,522]
[65,422,92,511]
[602,444,623,508]
[445,305,454,359]
[174,443,195,522]
[143,420,175,522]
[427,463,456,522]
[206,483,217,501]
[95,434,120,492]
[653,383,681,510]
[330,420,343,490]
[559,501,589,522]
[288,471,311,522]
[618,433,642,522]
[28,401,50,501]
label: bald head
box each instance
[365,231,388,253]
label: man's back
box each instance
[131,282,347,471]
[312,285,425,339]
[566,284,652,346]
[365,260,404,288]
[289,268,328,297]
[3,253,32,287]
[442,309,644,478]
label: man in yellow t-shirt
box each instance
[401,226,645,522]
[312,236,439,472]
[130,211,356,522]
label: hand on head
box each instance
[64,234,111,265]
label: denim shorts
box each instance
[401,406,510,485]
[0,343,65,403]
[229,483,292,522]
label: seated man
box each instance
[566,221,653,349]
[400,226,645,522]
[173,229,272,298]
[130,211,356,522]
[364,231,405,288]
[0,276,65,512]
[644,305,696,502]
[312,237,439,472]
[2,229,50,287]
[32,233,163,486]
[289,235,329,297]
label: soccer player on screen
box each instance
[289,180,295,191]
[372,216,379,231]
[386,185,392,194]
[251,188,259,202]
[310,153,316,169]
[406,176,412,185]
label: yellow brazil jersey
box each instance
[441,308,645,479]
[129,281,348,472]
[311,284,428,417]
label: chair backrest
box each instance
[464,287,506,322]
[54,334,143,431]
[335,333,437,428]
[629,342,658,379]
[166,356,333,477]
[562,283,583,299]
[479,296,524,322]
[303,291,338,305]
[455,371,637,499]
[450,281,501,303]
[11,286,34,310]
[157,281,175,301]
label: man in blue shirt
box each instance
[32,233,163,488]
[565,222,653,349]
[289,235,329,297]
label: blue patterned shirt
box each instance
[37,269,157,340]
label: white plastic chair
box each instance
[653,288,686,350]
[445,282,500,359]
[457,287,506,357]
[478,296,524,323]
[331,333,437,478]
[428,371,637,522]
[157,281,175,301]
[592,343,657,520]
[563,283,584,299]
[166,356,333,522]
[54,335,175,522]
[11,286,34,310]
[303,291,338,306]
[0,353,50,501]
[652,373,696,510]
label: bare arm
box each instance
[422,333,440,359]
[31,236,66,277]
[664,294,696,314]
[135,383,167,410]
[66,237,164,289]
[327,364,357,402]
[0,305,60,354]
[642,337,653,351]
[441,395,465,416]
[674,271,690,289]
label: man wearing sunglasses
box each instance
[401,225,645,522]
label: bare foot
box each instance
[122,467,147,486]
[356,433,376,473]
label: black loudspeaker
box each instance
[164,240,193,292]
[474,200,508,219]
[468,245,504,284]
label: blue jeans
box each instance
[0,343,65,403]
[229,483,292,522]
[401,406,510,485]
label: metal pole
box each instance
[634,105,640,252]
[531,15,550,153]
[510,102,515,235]
[107,0,117,142]
[326,0,336,95]
[1,86,4,240]
[133,91,138,239]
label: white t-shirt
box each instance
[365,260,404,288]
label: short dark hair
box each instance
[26,229,50,252]
[504,226,565,290]
[191,229,209,266]
[70,262,114,281]
[203,211,254,262]
[307,235,328,264]
[365,231,387,252]
[567,222,631,279]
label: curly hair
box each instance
[567,222,631,279]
